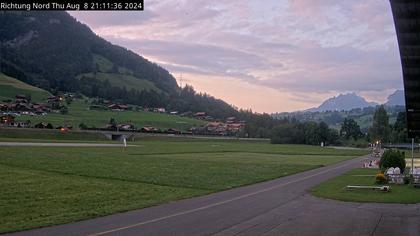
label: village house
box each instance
[15,94,27,99]
[180,111,193,117]
[104,123,118,130]
[34,122,53,129]
[227,123,245,132]
[1,114,15,126]
[204,115,214,121]
[166,128,181,134]
[194,112,207,120]
[118,124,135,131]
[154,108,166,113]
[47,96,61,102]
[0,94,51,116]
[226,117,237,124]
[108,104,129,111]
[10,102,32,111]
[207,122,229,135]
[0,104,8,111]
[13,120,31,128]
[141,126,159,133]
[15,95,29,103]
[32,103,49,114]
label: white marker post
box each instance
[123,137,127,148]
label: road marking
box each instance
[89,157,368,236]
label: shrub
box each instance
[379,149,406,173]
[376,173,387,184]
[79,123,88,130]
[404,176,410,185]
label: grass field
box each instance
[0,139,368,233]
[1,73,203,131]
[311,168,420,204]
[12,99,206,131]
[0,73,51,102]
[0,128,109,142]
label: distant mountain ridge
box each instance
[304,90,405,113]
[306,93,379,112]
[272,91,405,132]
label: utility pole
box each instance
[412,138,415,174]
[179,73,184,88]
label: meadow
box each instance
[1,72,205,131]
[13,99,206,131]
[0,73,51,102]
[0,127,109,142]
[0,138,368,233]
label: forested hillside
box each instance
[0,11,176,93]
[0,11,238,119]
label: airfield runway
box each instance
[6,154,420,236]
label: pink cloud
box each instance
[70,0,403,112]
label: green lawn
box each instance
[0,139,368,233]
[0,128,109,141]
[311,168,420,204]
[13,99,206,131]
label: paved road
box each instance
[8,155,420,236]
[0,142,134,147]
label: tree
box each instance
[79,123,88,130]
[369,105,390,143]
[340,118,362,140]
[303,122,320,145]
[390,112,408,143]
[65,97,72,105]
[318,122,330,144]
[393,112,406,132]
[109,118,117,126]
[270,123,304,144]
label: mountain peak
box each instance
[307,92,378,112]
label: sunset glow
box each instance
[70,0,403,112]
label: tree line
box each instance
[267,105,414,146]
[337,105,413,144]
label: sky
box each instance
[69,0,404,113]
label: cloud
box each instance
[108,37,274,83]
[70,0,403,112]
[69,11,157,27]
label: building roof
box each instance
[390,0,420,138]
[194,112,206,116]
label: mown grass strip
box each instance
[311,168,420,204]
[0,164,207,234]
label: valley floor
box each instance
[8,153,419,236]
[0,138,368,233]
